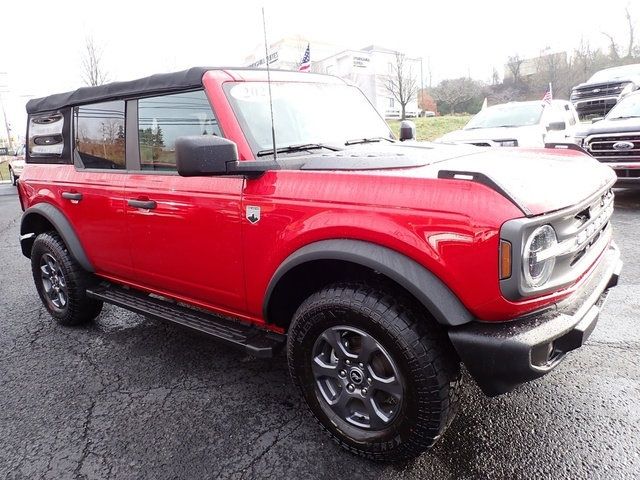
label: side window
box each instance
[28,111,64,158]
[74,101,126,169]
[137,90,221,171]
[564,104,577,126]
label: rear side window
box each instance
[137,90,221,171]
[74,101,126,169]
[28,111,65,159]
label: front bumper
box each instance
[448,243,622,396]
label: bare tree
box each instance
[506,55,524,84]
[625,6,635,58]
[601,32,620,61]
[432,78,483,114]
[385,52,419,120]
[81,36,109,86]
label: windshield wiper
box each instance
[344,136,395,146]
[609,115,640,120]
[256,143,341,157]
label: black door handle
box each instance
[128,199,157,209]
[61,192,83,201]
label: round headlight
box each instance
[523,225,557,287]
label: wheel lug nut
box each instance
[358,363,364,368]
[367,377,372,384]
[347,384,355,392]
[345,359,351,365]
[339,369,346,377]
[361,388,368,395]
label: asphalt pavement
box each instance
[0,182,639,479]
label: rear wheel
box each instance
[31,232,103,325]
[287,283,461,461]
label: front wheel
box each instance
[287,283,462,461]
[31,232,103,325]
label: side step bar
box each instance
[86,283,285,358]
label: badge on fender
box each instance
[246,206,261,224]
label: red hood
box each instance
[297,143,616,217]
[430,147,616,216]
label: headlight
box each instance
[523,225,557,287]
[498,140,518,147]
[621,83,635,96]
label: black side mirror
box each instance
[176,135,278,178]
[399,120,416,141]
[591,117,604,123]
[176,136,239,176]
[547,121,566,131]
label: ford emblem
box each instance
[612,141,635,151]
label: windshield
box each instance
[588,64,640,83]
[224,82,393,154]
[606,93,640,119]
[464,103,544,129]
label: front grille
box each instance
[585,133,640,161]
[571,81,629,101]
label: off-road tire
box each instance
[287,282,462,462]
[31,232,103,325]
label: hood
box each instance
[299,143,615,217]
[573,78,640,90]
[577,117,640,136]
[438,125,545,148]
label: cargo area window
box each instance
[74,101,126,169]
[28,112,65,159]
[137,90,221,171]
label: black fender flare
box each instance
[20,203,94,272]
[264,239,473,327]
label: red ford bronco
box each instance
[18,68,621,461]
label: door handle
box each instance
[128,199,157,210]
[61,191,83,201]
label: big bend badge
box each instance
[246,205,261,224]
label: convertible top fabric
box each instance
[26,67,211,114]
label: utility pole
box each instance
[0,72,12,151]
[420,57,424,110]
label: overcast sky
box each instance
[1,0,636,139]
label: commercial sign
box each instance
[248,52,279,68]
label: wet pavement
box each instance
[0,183,638,479]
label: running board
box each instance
[86,283,285,358]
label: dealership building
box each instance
[243,38,420,118]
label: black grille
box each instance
[571,82,629,101]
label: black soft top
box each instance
[26,67,211,114]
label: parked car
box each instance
[420,110,436,117]
[9,144,26,186]
[576,90,640,187]
[570,63,640,119]
[18,67,621,462]
[436,100,580,148]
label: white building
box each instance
[244,40,421,119]
[243,36,342,72]
[314,45,420,118]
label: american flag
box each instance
[298,44,311,72]
[542,84,553,103]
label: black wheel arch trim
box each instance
[20,203,94,272]
[264,239,473,327]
